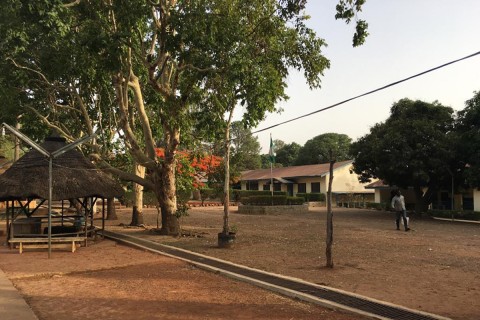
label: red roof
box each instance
[365,180,391,189]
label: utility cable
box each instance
[252,50,480,134]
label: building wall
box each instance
[241,164,374,197]
[474,189,480,212]
[325,164,374,194]
[294,176,326,193]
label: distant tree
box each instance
[0,135,15,160]
[230,122,262,175]
[295,133,351,165]
[276,142,301,167]
[273,139,286,151]
[260,154,273,169]
[350,99,455,213]
[455,91,480,187]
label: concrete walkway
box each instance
[0,268,38,320]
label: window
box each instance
[298,183,306,193]
[273,183,282,191]
[311,182,320,193]
[247,181,259,190]
[263,184,270,191]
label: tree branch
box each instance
[7,58,53,86]
[62,0,81,8]
[26,106,75,142]
[90,153,156,190]
[113,75,157,171]
[128,73,156,160]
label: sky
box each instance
[242,0,480,153]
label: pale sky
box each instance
[244,0,480,153]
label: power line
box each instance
[252,50,480,135]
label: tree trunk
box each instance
[106,198,118,220]
[130,163,145,226]
[156,128,180,235]
[14,121,21,161]
[325,160,335,268]
[222,125,231,234]
[413,185,434,214]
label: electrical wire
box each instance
[252,50,480,135]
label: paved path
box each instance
[0,268,38,320]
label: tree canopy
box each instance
[0,0,368,234]
[350,98,455,212]
[275,142,301,167]
[455,91,480,187]
[295,133,352,165]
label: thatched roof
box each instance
[0,136,124,201]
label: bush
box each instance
[242,195,287,206]
[232,190,287,202]
[240,195,305,206]
[199,188,218,204]
[296,192,325,202]
[121,190,158,207]
[429,210,480,221]
[286,196,305,205]
[366,202,387,210]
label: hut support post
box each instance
[102,198,105,237]
[48,157,53,258]
[6,201,10,247]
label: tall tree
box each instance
[312,134,350,268]
[0,0,367,235]
[275,142,301,167]
[350,99,455,212]
[295,133,351,165]
[230,122,263,174]
[455,91,480,187]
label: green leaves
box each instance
[296,133,352,165]
[350,98,454,190]
[335,0,369,47]
[455,91,480,187]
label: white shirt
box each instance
[391,195,406,211]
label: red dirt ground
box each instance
[1,206,479,319]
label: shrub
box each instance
[296,192,325,202]
[286,196,305,205]
[199,187,219,204]
[121,190,158,207]
[233,190,287,202]
[366,202,387,210]
[240,195,305,206]
[429,210,480,221]
[241,195,287,206]
[307,193,325,201]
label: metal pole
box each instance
[6,201,9,245]
[102,198,105,236]
[451,174,454,211]
[270,161,273,205]
[48,157,52,258]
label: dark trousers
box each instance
[395,210,408,230]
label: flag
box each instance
[269,134,275,163]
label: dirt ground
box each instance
[1,206,479,320]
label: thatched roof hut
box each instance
[0,136,123,201]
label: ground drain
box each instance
[102,230,449,320]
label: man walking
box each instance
[391,190,410,231]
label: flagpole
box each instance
[270,160,273,197]
[270,134,274,204]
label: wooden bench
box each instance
[8,237,85,254]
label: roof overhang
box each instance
[274,177,294,184]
